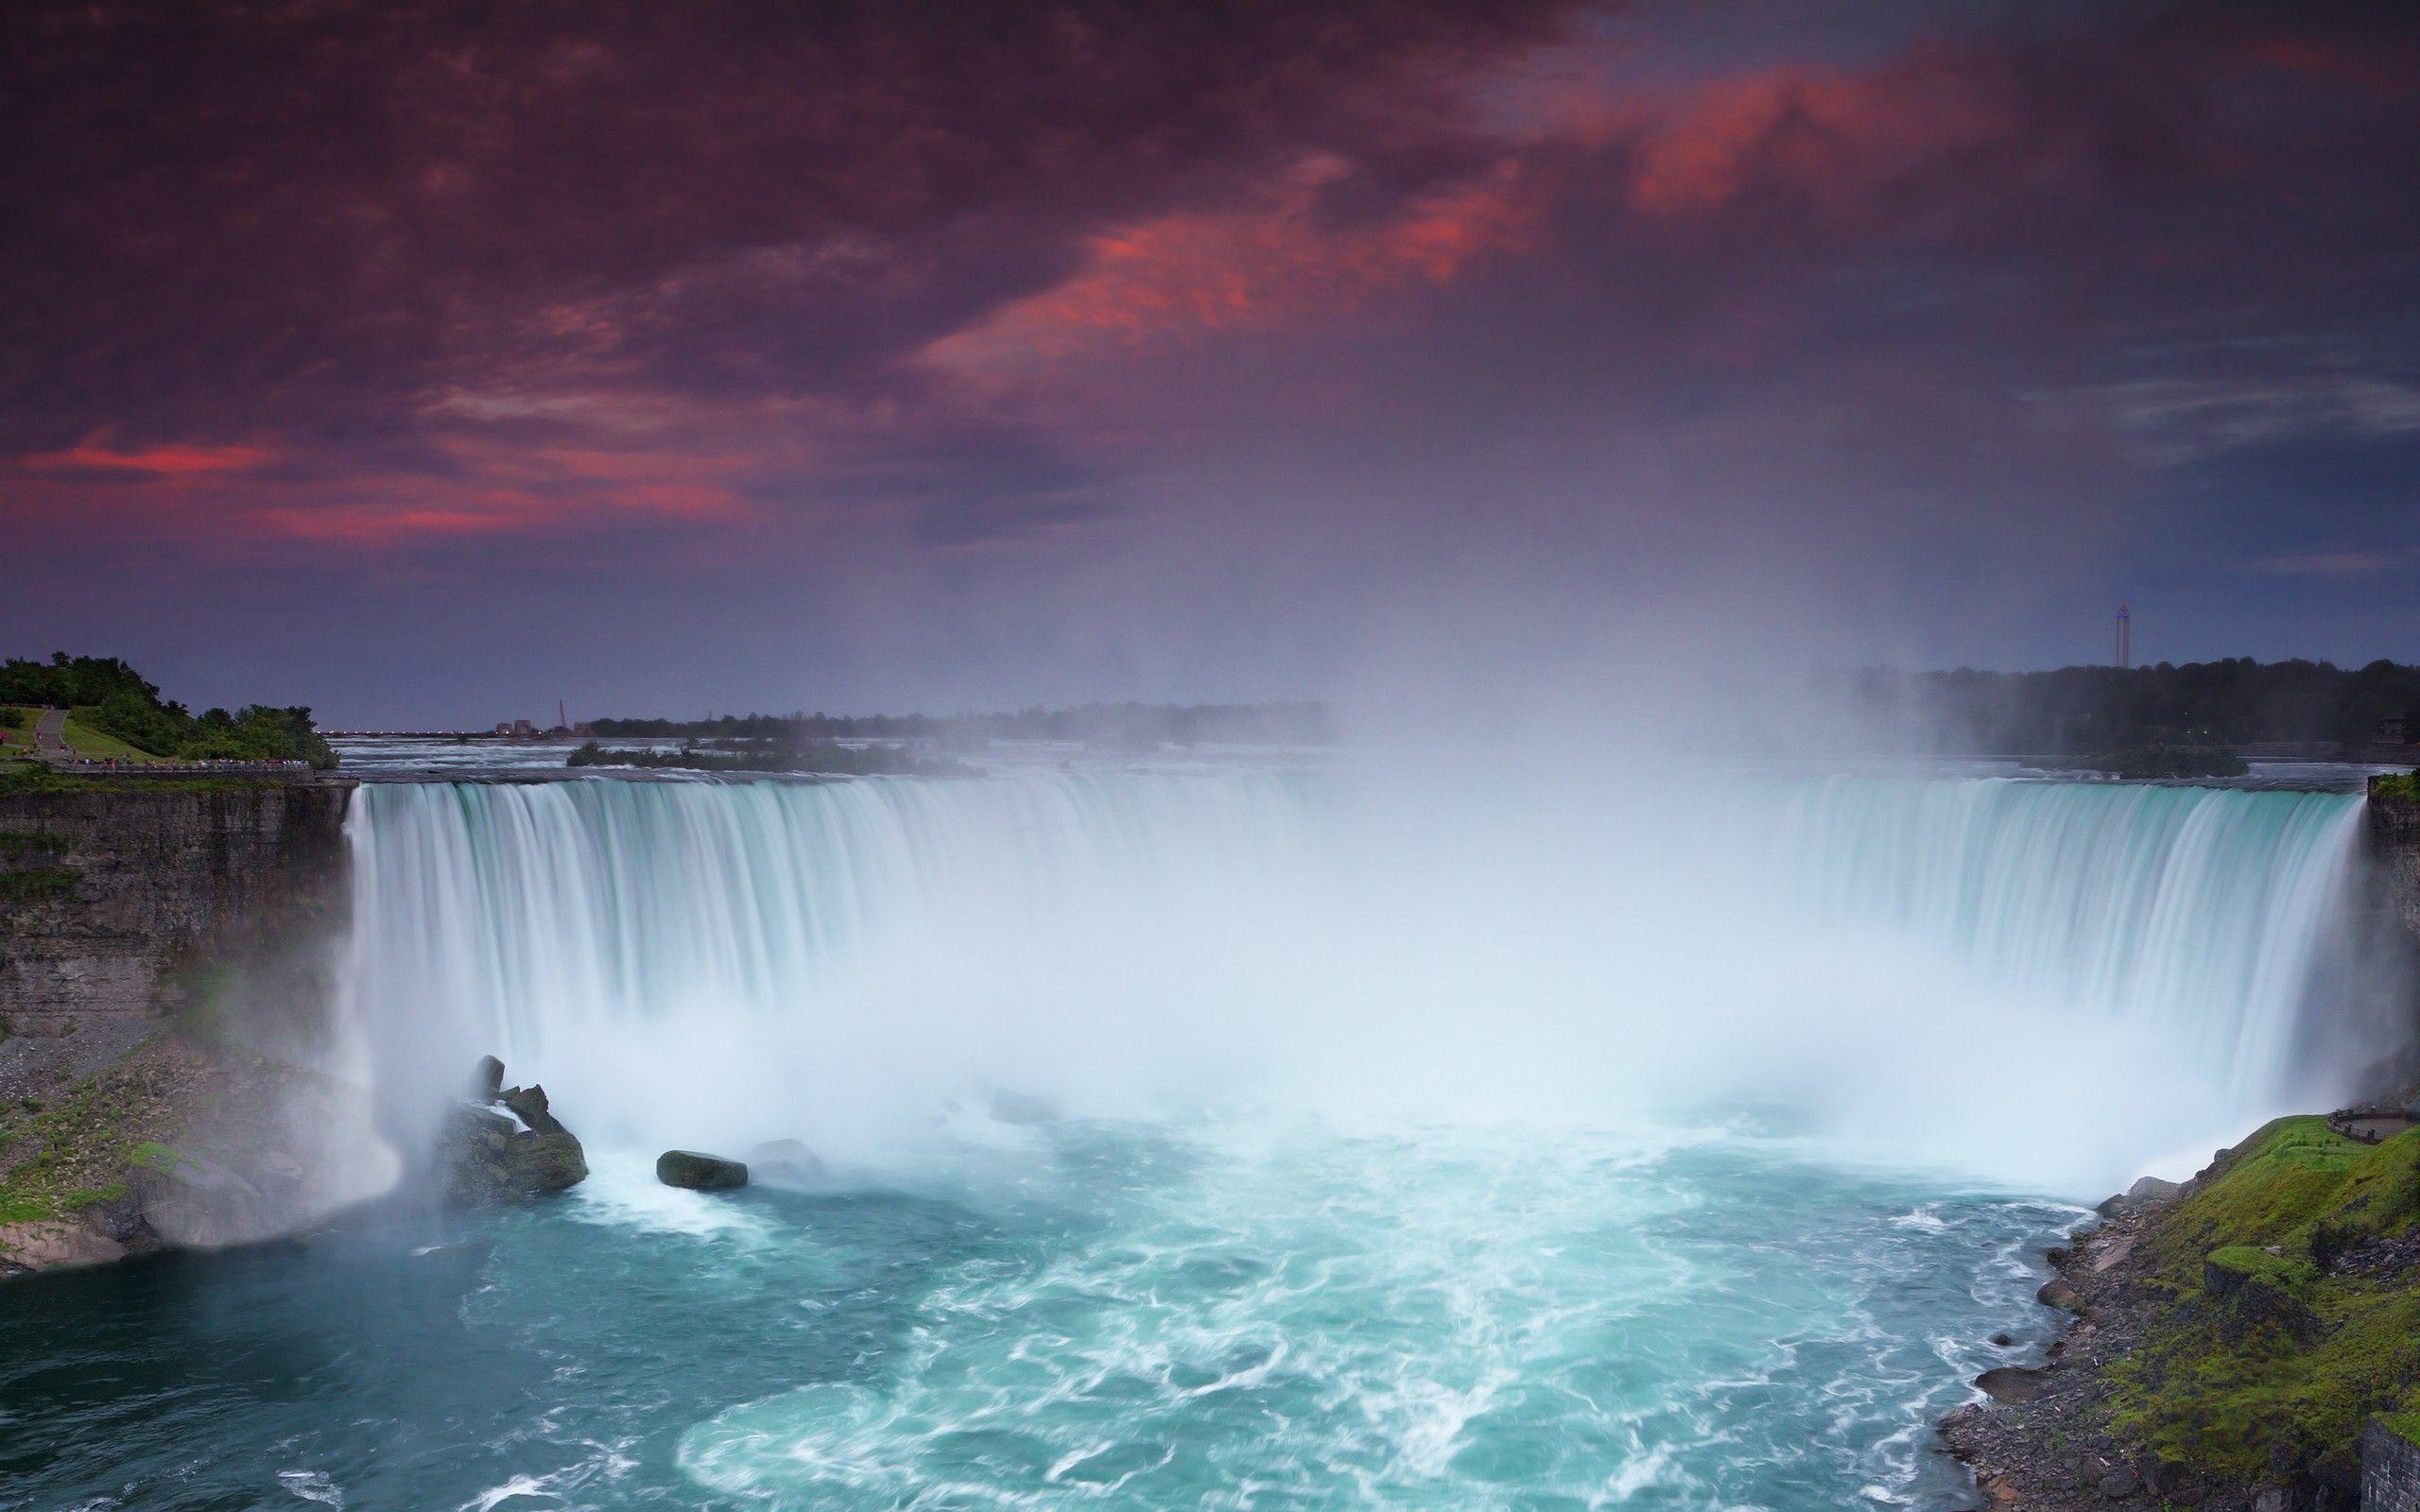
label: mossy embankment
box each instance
[1,774,373,1273]
[0,1034,199,1230]
[0,1028,386,1274]
[2108,1117,2420,1488]
[1947,1116,2420,1509]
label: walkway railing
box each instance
[53,758,312,774]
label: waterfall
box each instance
[1768,779,2376,1105]
[341,771,1314,1150]
[341,769,2392,1191]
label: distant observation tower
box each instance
[2115,604,2132,669]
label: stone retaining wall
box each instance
[2362,1421,2420,1512]
[2372,789,2420,947]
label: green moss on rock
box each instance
[2105,1119,2420,1484]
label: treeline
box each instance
[1845,659,2420,755]
[590,700,1335,749]
[0,653,337,768]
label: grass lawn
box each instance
[0,706,39,775]
[61,708,166,762]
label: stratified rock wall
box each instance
[0,781,391,1277]
[0,783,353,1038]
[2363,1422,2420,1512]
[2374,791,2420,946]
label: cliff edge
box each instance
[0,776,388,1274]
[2371,779,2420,945]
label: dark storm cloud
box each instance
[1,0,2416,719]
[0,0,1573,439]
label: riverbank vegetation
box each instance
[0,655,336,768]
[2375,771,2420,802]
[2105,1117,2420,1488]
[589,700,1334,750]
[1846,658,2420,755]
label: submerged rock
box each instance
[657,1150,748,1190]
[132,1149,268,1247]
[745,1139,826,1187]
[437,1057,587,1205]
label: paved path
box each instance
[33,706,69,760]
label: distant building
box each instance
[494,717,536,737]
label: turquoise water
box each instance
[5,770,2381,1508]
[3,1118,2076,1511]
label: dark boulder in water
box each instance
[473,1055,505,1100]
[1976,1366,2052,1403]
[437,1057,588,1204]
[745,1139,826,1187]
[658,1150,748,1191]
[501,1082,565,1136]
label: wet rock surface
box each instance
[1,1032,389,1275]
[656,1149,747,1190]
[1941,1195,2207,1509]
[436,1057,587,1205]
[1942,1123,2417,1512]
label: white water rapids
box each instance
[26,765,2397,1510]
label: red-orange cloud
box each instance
[3,421,753,556]
[925,155,1539,378]
[25,438,271,477]
[1553,53,2020,226]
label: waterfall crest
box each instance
[342,770,2389,1190]
[1770,779,2374,1103]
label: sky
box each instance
[2,0,2416,727]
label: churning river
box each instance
[0,764,2392,1511]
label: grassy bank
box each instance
[60,708,162,762]
[2105,1116,2420,1485]
[0,765,301,797]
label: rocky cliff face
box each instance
[0,780,389,1276]
[0,782,352,1040]
[2373,790,2420,946]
